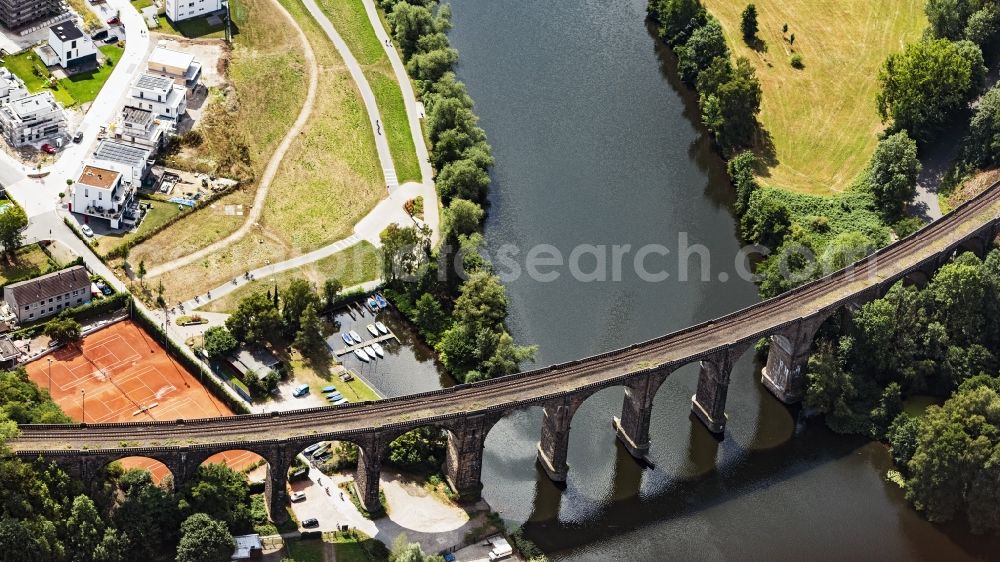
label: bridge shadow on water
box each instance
[500,359,1000,560]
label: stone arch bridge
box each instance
[10,182,1000,521]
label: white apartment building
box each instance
[0,68,27,105]
[44,21,97,69]
[0,91,66,147]
[165,0,223,23]
[114,105,165,150]
[71,164,135,228]
[147,47,201,89]
[92,139,153,187]
[130,73,186,122]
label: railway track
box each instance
[12,181,1000,453]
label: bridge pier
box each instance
[354,439,386,515]
[691,345,748,434]
[445,414,497,500]
[536,395,585,482]
[263,446,292,523]
[761,315,830,404]
[613,370,670,459]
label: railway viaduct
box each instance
[9,182,1000,522]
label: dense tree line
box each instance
[0,371,247,561]
[800,249,1000,533]
[375,0,536,384]
[648,0,763,156]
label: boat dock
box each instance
[331,331,399,356]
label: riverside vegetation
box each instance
[649,0,1000,535]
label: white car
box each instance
[290,491,306,502]
[81,225,94,237]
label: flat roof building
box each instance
[71,164,136,229]
[147,47,201,89]
[0,0,60,30]
[0,91,66,147]
[92,139,153,186]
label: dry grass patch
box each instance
[143,0,385,303]
[944,168,1000,213]
[702,0,926,195]
[133,0,309,266]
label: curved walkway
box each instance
[149,0,441,283]
[146,0,320,278]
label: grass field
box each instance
[316,0,421,182]
[0,244,54,286]
[2,45,124,107]
[129,0,309,265]
[154,14,228,39]
[202,241,380,313]
[61,45,126,104]
[92,197,187,255]
[130,0,385,303]
[701,0,926,195]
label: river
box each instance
[439,0,999,559]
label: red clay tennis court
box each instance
[26,320,261,481]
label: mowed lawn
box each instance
[316,0,421,183]
[701,0,926,195]
[3,45,123,107]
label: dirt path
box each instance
[146,0,319,278]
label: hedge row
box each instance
[7,292,131,340]
[130,302,251,414]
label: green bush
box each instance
[790,53,804,68]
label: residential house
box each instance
[0,68,28,105]
[92,139,153,187]
[114,105,164,151]
[3,265,91,323]
[147,47,201,89]
[70,164,135,228]
[165,0,223,24]
[37,22,97,69]
[227,346,280,381]
[0,91,66,147]
[0,0,60,30]
[129,73,186,125]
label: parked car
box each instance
[104,35,118,44]
[91,29,108,40]
[289,491,306,502]
[106,16,120,25]
[292,384,310,397]
[303,442,324,455]
[72,132,83,143]
[41,143,57,154]
[301,518,319,529]
[80,225,94,237]
[95,281,112,296]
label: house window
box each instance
[28,313,33,319]
[71,40,76,49]
[77,298,82,303]
[48,298,52,303]
[22,306,27,311]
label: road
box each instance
[2,0,152,218]
[11,178,1000,451]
